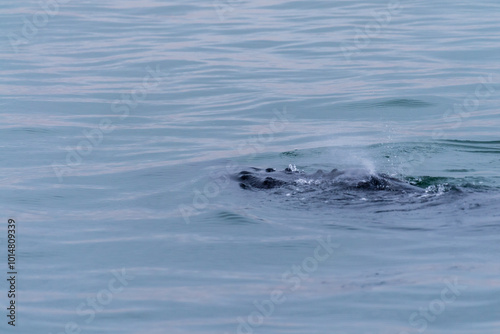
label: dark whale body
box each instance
[235,166,424,194]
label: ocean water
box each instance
[1,0,500,333]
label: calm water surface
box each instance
[0,0,499,333]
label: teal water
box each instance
[1,0,500,333]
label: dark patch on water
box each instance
[371,98,433,108]
[347,98,434,110]
[280,150,300,157]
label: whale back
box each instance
[235,167,424,194]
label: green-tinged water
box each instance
[0,0,499,333]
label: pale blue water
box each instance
[1,0,500,333]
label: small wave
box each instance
[348,98,434,110]
[371,98,433,108]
